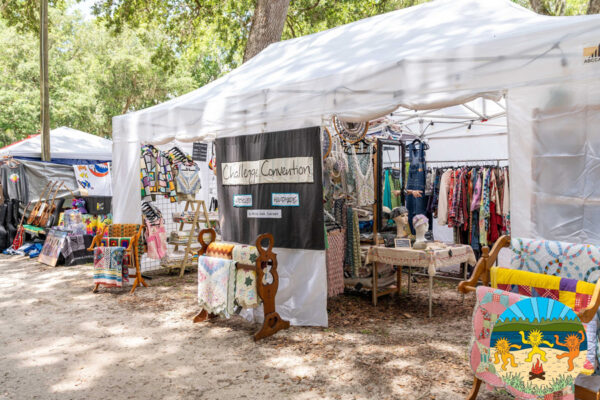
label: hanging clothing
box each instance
[383,169,392,210]
[1,163,29,203]
[437,169,452,225]
[350,145,374,206]
[406,141,427,233]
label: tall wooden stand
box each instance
[193,229,290,341]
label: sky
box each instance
[69,0,95,20]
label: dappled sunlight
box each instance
[0,255,500,399]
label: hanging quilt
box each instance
[73,163,112,196]
[93,246,125,288]
[197,256,236,317]
[232,244,260,308]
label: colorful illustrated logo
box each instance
[490,297,587,396]
[88,163,109,178]
[9,173,19,183]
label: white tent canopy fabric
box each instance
[112,0,600,326]
[0,126,112,161]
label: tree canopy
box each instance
[0,0,597,143]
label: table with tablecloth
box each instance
[365,244,477,316]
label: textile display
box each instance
[490,266,597,374]
[406,140,426,233]
[100,237,132,281]
[470,286,574,400]
[175,164,201,195]
[433,166,509,250]
[39,229,68,267]
[215,127,325,250]
[140,145,177,202]
[72,163,112,196]
[365,244,476,277]
[231,244,261,308]
[93,246,125,288]
[205,242,235,260]
[489,297,586,397]
[0,163,29,203]
[326,228,345,297]
[145,220,167,260]
[197,255,236,317]
[172,211,197,224]
[59,212,113,236]
[62,234,94,266]
[510,237,600,283]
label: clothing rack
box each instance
[427,158,508,165]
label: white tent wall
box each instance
[509,78,600,245]
[112,0,600,327]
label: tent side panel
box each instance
[508,78,600,245]
[112,116,142,224]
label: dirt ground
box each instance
[0,255,511,400]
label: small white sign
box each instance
[272,192,300,207]
[233,194,252,207]
[247,209,282,219]
[394,238,412,248]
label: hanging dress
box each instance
[350,145,374,207]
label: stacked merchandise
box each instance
[431,165,510,253]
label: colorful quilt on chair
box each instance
[511,237,600,283]
[93,246,125,288]
[491,267,597,375]
[471,286,575,399]
[232,244,260,309]
[205,243,235,260]
[197,255,236,317]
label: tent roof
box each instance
[0,126,112,161]
[113,0,600,143]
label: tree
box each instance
[588,0,600,13]
[243,0,291,62]
[0,8,196,140]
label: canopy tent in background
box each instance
[0,126,112,165]
[0,127,113,203]
[112,0,600,326]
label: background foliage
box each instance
[0,0,594,143]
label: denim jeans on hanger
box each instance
[406,141,427,233]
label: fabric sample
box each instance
[93,246,125,288]
[232,244,260,308]
[206,242,235,260]
[326,228,345,297]
[175,164,201,195]
[197,255,236,317]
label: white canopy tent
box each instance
[113,0,600,326]
[0,126,112,161]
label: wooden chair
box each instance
[88,224,146,294]
[458,235,600,400]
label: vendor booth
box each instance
[111,0,600,327]
[0,127,113,261]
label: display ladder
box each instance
[164,199,210,277]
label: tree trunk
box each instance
[529,0,551,14]
[588,0,600,14]
[243,0,291,63]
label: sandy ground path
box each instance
[0,255,509,399]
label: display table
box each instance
[365,244,476,316]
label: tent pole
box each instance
[40,0,50,162]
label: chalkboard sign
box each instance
[192,142,208,161]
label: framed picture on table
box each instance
[394,238,411,248]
